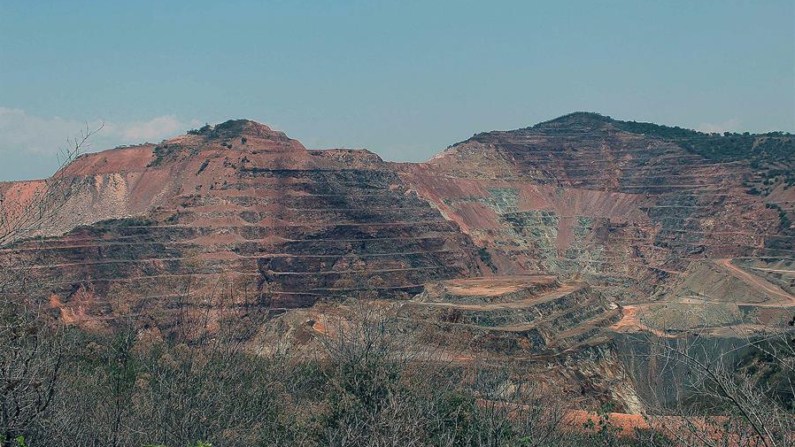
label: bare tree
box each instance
[315,305,572,447]
[0,125,101,447]
[627,325,795,447]
[0,124,102,247]
[0,305,66,447]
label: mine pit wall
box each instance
[533,330,787,416]
[398,171,676,300]
[0,160,487,333]
[557,342,647,415]
[5,116,788,322]
[397,279,640,412]
[397,112,795,308]
[0,161,180,246]
[611,332,763,413]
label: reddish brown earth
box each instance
[0,120,484,329]
[396,113,795,342]
[1,113,793,414]
[397,114,791,292]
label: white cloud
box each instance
[0,107,201,157]
[697,117,741,134]
[119,115,201,141]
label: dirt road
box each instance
[715,258,795,306]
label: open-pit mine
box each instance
[1,112,793,414]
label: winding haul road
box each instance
[611,258,795,337]
[715,258,795,306]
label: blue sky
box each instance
[1,0,793,181]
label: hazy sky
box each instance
[1,0,793,181]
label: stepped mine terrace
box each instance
[1,113,793,416]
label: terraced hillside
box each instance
[399,113,795,310]
[0,113,792,381]
[399,275,620,356]
[1,112,793,416]
[0,120,483,329]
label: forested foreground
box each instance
[0,304,792,447]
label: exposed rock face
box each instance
[400,276,620,355]
[398,113,794,304]
[1,112,793,344]
[2,113,793,412]
[0,120,483,326]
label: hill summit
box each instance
[186,119,288,140]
